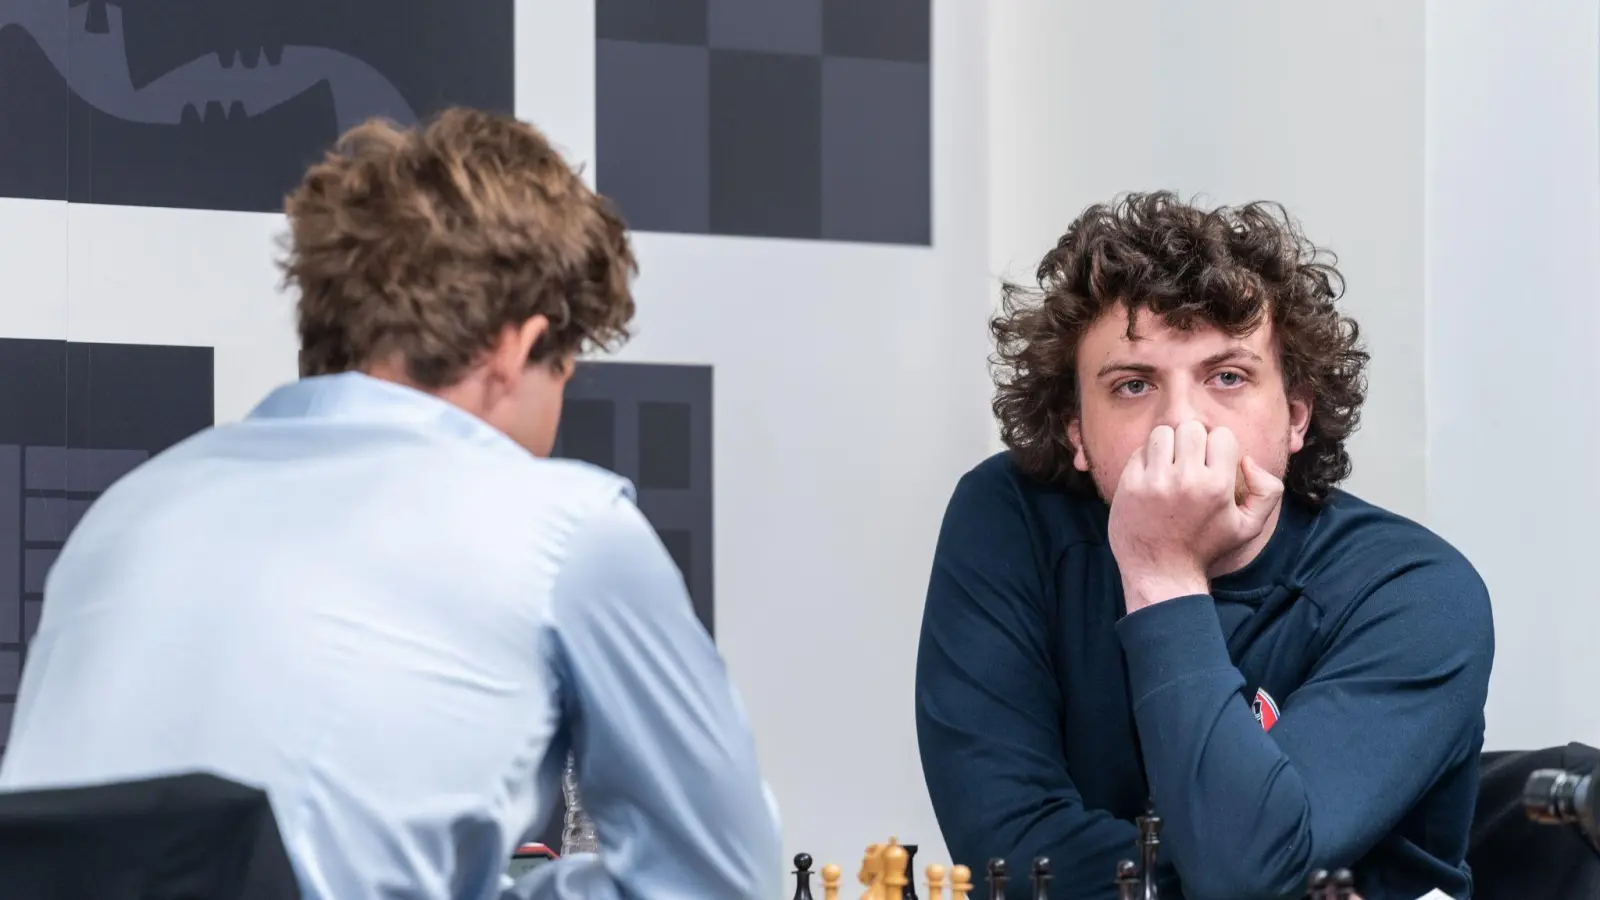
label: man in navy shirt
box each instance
[915,192,1493,900]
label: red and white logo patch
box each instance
[1252,688,1281,732]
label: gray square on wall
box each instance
[595,0,931,246]
[822,57,932,245]
[709,0,822,55]
[596,40,710,234]
[597,0,708,45]
[709,50,822,239]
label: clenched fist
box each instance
[1108,421,1284,612]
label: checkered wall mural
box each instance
[0,340,215,758]
[596,0,933,245]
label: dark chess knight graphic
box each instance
[0,0,514,211]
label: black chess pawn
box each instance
[1330,868,1355,900]
[791,852,814,900]
[1030,857,1051,900]
[987,858,1008,900]
[1136,807,1163,900]
[1115,860,1141,900]
[903,844,920,900]
[1307,869,1331,899]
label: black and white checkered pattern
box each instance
[596,0,932,245]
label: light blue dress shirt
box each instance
[0,372,782,900]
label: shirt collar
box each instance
[247,372,530,459]
[1209,494,1316,599]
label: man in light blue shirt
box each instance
[0,108,782,900]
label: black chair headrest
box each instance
[0,771,301,900]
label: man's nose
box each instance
[1157,387,1205,428]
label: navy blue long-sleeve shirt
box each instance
[915,453,1494,900]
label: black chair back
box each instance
[1468,743,1600,900]
[0,770,301,899]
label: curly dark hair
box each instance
[990,191,1369,504]
[281,107,636,388]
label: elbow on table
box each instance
[1177,833,1317,900]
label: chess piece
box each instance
[559,751,599,854]
[903,844,920,900]
[949,865,973,900]
[1030,857,1051,900]
[987,859,1008,900]
[793,853,815,900]
[885,845,910,899]
[822,863,842,900]
[860,843,887,900]
[1137,805,1163,900]
[1331,869,1355,899]
[1115,860,1140,900]
[926,864,947,900]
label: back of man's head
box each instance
[279,108,637,390]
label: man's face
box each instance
[1068,304,1312,502]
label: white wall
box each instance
[986,0,1429,522]
[1425,0,1600,751]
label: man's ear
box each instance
[487,316,550,387]
[1068,418,1089,472]
[1287,391,1312,455]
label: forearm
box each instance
[922,730,1186,900]
[945,809,1146,900]
[1014,819,1185,900]
[545,495,785,899]
[1116,595,1314,900]
[507,792,781,900]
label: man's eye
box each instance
[1114,380,1149,396]
[1214,372,1245,387]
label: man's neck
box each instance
[362,361,491,418]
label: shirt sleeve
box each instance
[508,492,783,900]
[916,466,1158,900]
[1114,559,1494,900]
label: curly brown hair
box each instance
[281,107,636,388]
[990,191,1369,504]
